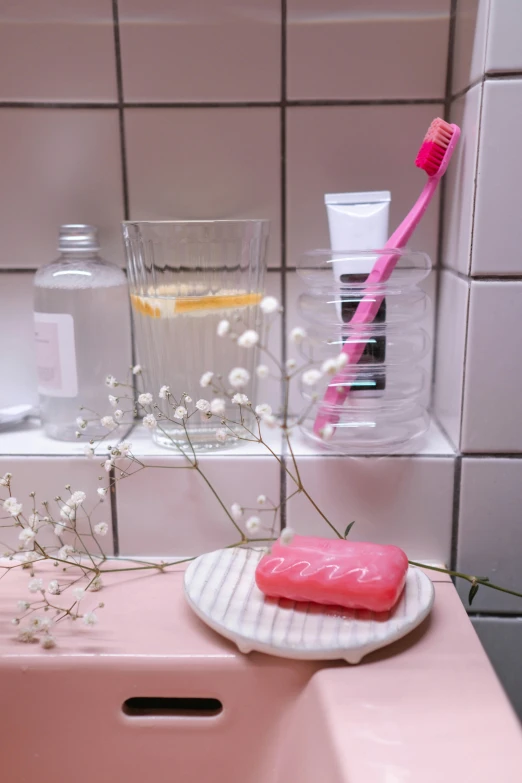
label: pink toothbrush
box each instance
[313,117,461,440]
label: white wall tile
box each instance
[461,281,522,453]
[443,82,483,275]
[0,456,114,554]
[119,0,281,102]
[286,104,443,266]
[0,274,38,409]
[485,0,522,73]
[458,459,522,612]
[472,617,522,720]
[287,1,449,100]
[116,453,281,557]
[0,0,117,102]
[285,455,455,563]
[472,80,522,276]
[433,270,470,449]
[125,108,281,267]
[0,110,124,268]
[452,0,490,95]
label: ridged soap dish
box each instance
[184,547,435,664]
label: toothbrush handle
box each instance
[313,177,438,437]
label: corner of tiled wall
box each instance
[433,0,522,715]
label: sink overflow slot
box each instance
[122,697,223,718]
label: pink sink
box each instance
[0,565,521,783]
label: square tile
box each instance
[433,270,470,449]
[457,459,522,613]
[287,0,449,100]
[0,0,117,102]
[125,108,281,267]
[0,456,114,554]
[452,0,490,95]
[472,80,522,276]
[472,617,522,720]
[285,454,455,563]
[461,281,522,452]
[0,274,38,409]
[442,82,483,275]
[485,0,522,73]
[286,104,443,266]
[116,451,281,557]
[0,109,124,268]
[118,0,281,102]
[284,267,436,419]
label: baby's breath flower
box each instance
[17,600,30,611]
[200,371,214,388]
[101,415,117,431]
[217,319,230,337]
[237,329,259,348]
[159,385,170,400]
[69,491,86,507]
[60,503,75,521]
[3,497,22,517]
[28,513,39,529]
[302,368,322,386]
[257,494,266,504]
[228,367,250,389]
[184,395,193,404]
[290,326,307,344]
[97,487,108,499]
[108,394,118,407]
[41,635,56,649]
[114,409,124,422]
[103,459,114,473]
[28,578,43,593]
[262,414,278,428]
[18,528,36,546]
[84,444,95,458]
[54,523,66,536]
[94,521,109,537]
[138,392,153,406]
[335,352,348,370]
[47,581,60,595]
[142,414,157,430]
[256,364,269,379]
[232,393,249,405]
[255,403,272,418]
[73,588,85,602]
[58,545,75,561]
[76,417,87,430]
[196,399,210,413]
[210,398,226,416]
[83,611,98,627]
[105,375,118,388]
[319,423,335,441]
[132,364,142,375]
[216,429,228,443]
[0,472,12,486]
[17,628,36,643]
[29,616,46,631]
[173,406,188,420]
[321,354,347,375]
[118,441,132,455]
[22,551,39,564]
[230,503,243,521]
[246,516,261,533]
[89,576,103,592]
[280,527,295,545]
[260,296,279,314]
[285,358,297,372]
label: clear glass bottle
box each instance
[34,224,132,441]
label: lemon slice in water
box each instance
[131,290,262,318]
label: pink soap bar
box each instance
[255,536,408,612]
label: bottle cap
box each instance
[59,224,100,252]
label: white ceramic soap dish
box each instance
[184,547,435,664]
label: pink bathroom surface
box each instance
[256,536,408,612]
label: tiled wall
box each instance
[1,0,521,716]
[434,0,522,719]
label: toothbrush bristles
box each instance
[415,118,455,176]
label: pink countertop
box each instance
[0,561,521,783]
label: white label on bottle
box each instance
[34,313,78,398]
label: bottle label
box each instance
[34,313,78,397]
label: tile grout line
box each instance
[111,0,130,222]
[109,465,120,556]
[0,98,447,110]
[431,0,458,400]
[279,0,287,531]
[449,455,462,573]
